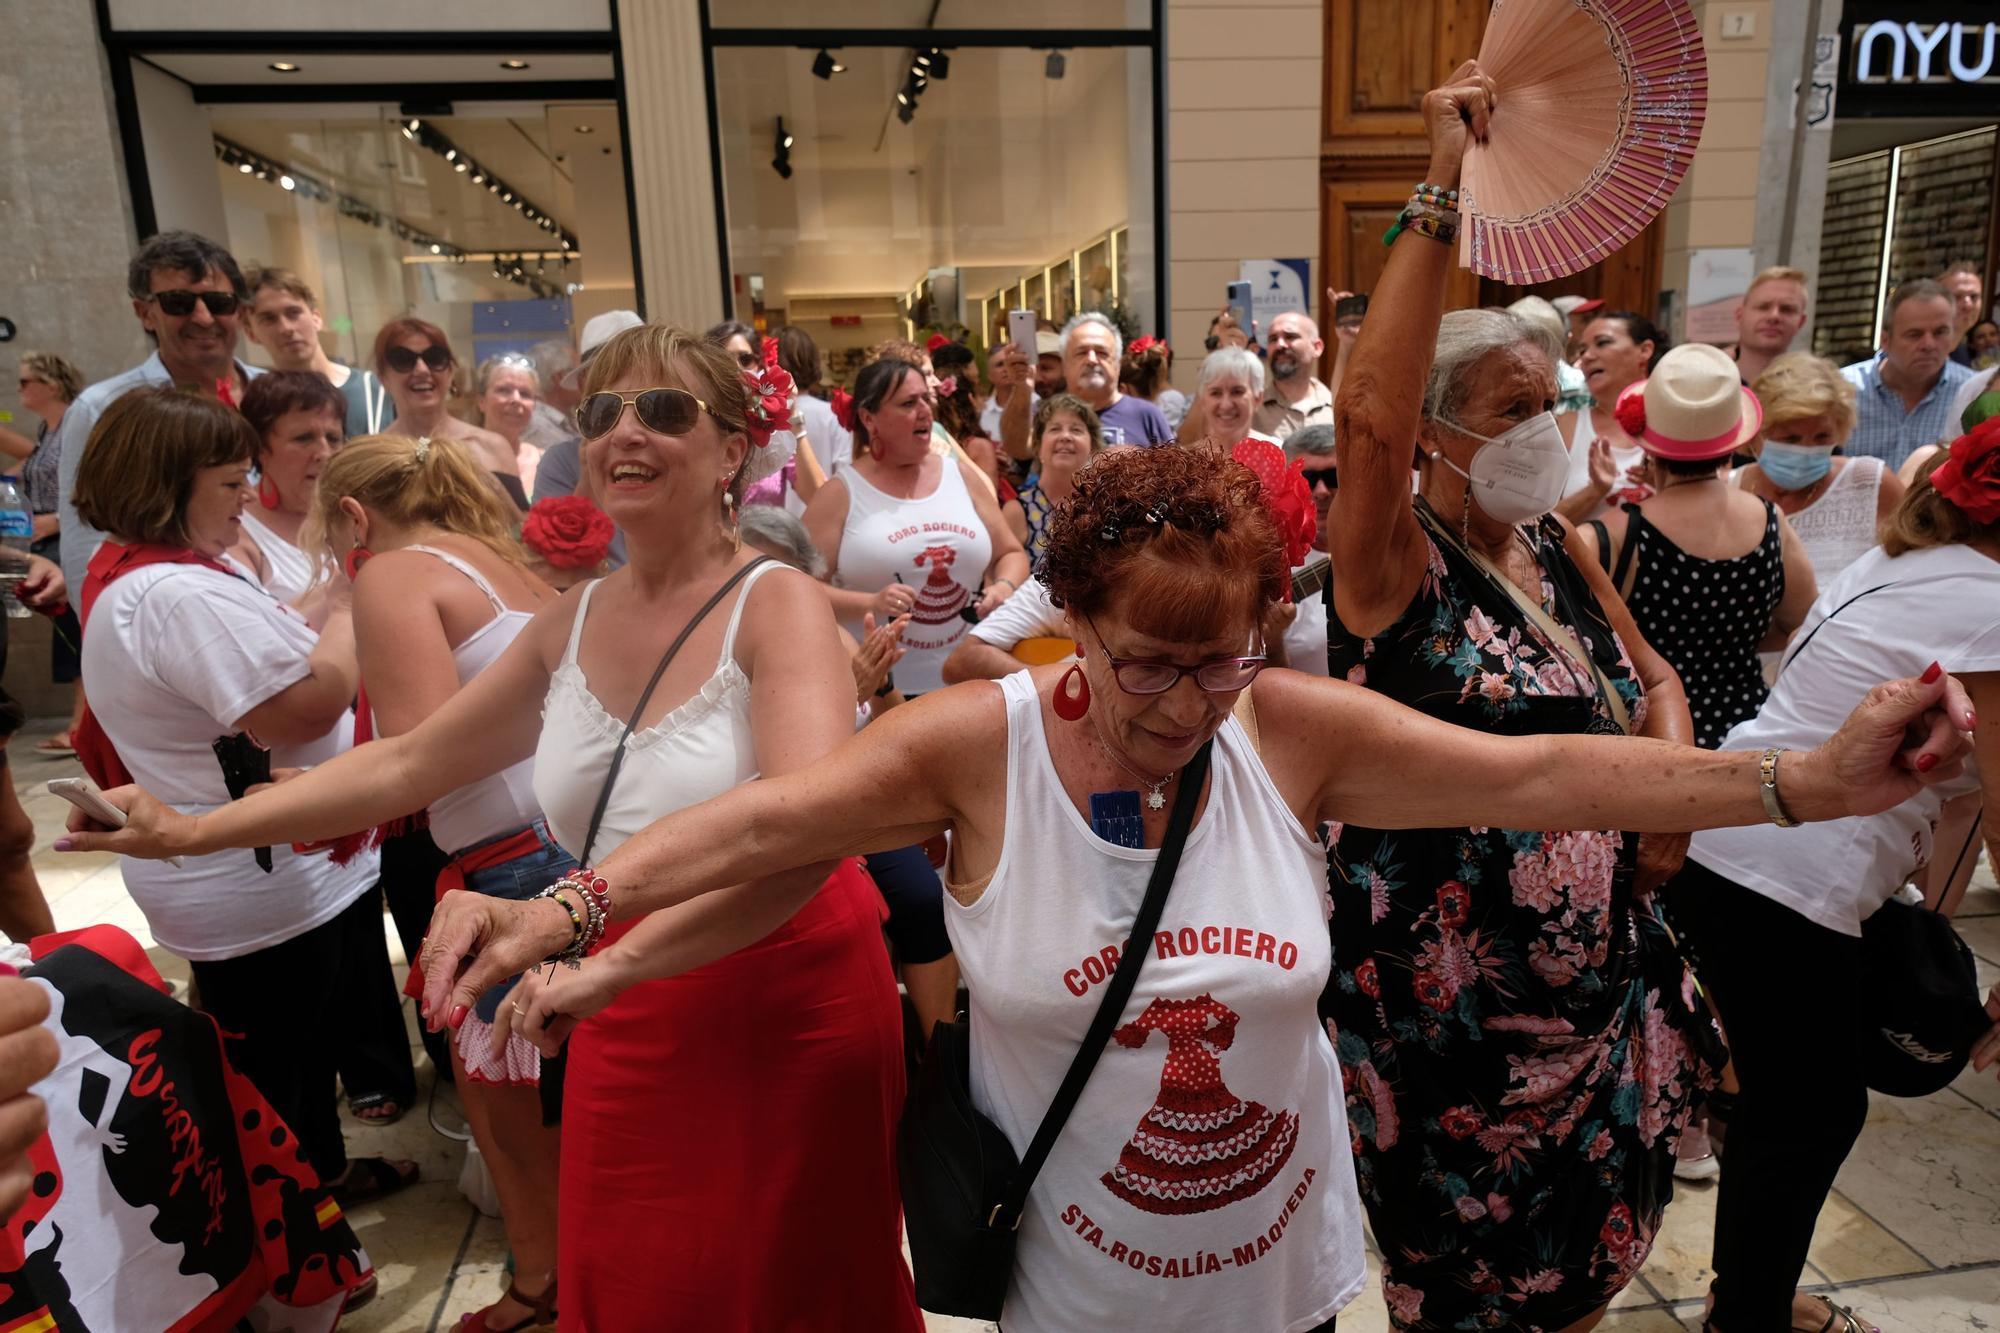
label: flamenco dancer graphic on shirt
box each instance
[1102,994,1300,1216]
[909,543,970,625]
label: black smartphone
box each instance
[1335,293,1369,324]
[211,733,276,872]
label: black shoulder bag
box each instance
[538,557,772,1124]
[897,738,1213,1320]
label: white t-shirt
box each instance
[980,387,1039,443]
[1283,585,1330,678]
[968,575,1063,652]
[80,564,377,961]
[1688,542,2000,936]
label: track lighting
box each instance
[812,48,845,79]
[1045,50,1066,79]
[773,117,794,179]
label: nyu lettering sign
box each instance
[1842,5,2000,114]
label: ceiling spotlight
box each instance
[444,148,457,161]
[897,102,915,124]
[454,160,468,172]
[499,58,530,70]
[812,48,845,79]
[269,61,300,73]
[407,118,422,132]
[772,117,793,179]
[771,155,793,180]
[778,117,794,151]
[430,242,443,254]
[929,49,949,79]
[896,91,910,106]
[279,174,296,190]
[238,161,254,174]
[574,124,595,135]
[1045,50,1066,79]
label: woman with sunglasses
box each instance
[374,318,526,509]
[803,356,1030,698]
[475,353,545,497]
[69,326,925,1332]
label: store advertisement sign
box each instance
[1685,248,1757,347]
[1239,259,1311,336]
[1841,5,2000,115]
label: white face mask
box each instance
[1432,411,1572,526]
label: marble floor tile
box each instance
[1638,1175,1719,1301]
[1831,1091,2000,1269]
[1820,1265,2000,1333]
[1599,1309,1696,1331]
[1806,1189,1929,1283]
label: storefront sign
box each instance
[1685,248,1757,347]
[1238,260,1311,336]
[1841,5,2000,115]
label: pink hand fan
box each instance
[1458,0,1707,284]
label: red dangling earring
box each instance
[257,477,281,510]
[1053,648,1091,722]
[343,546,372,581]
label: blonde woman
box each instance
[1738,353,1905,587]
[302,433,562,1331]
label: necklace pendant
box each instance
[1145,785,1167,811]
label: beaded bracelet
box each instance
[1413,182,1461,213]
[1383,204,1460,249]
[535,872,612,968]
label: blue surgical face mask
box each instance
[1758,440,1834,490]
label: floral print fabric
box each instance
[1323,507,1719,1331]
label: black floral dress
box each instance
[1322,504,1720,1331]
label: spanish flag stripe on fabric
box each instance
[0,1309,57,1333]
[316,1197,343,1229]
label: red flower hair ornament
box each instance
[1930,415,2000,524]
[1129,334,1167,358]
[830,387,855,431]
[741,362,796,450]
[522,495,616,570]
[1613,384,1648,438]
[925,332,952,355]
[1231,437,1318,581]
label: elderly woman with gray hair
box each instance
[1320,63,1710,1330]
[1176,345,1271,447]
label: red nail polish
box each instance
[448,1004,468,1029]
[1916,752,1938,773]
[1921,661,1942,684]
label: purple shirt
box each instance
[1094,394,1174,447]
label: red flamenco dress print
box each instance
[1101,994,1300,1216]
[909,543,969,626]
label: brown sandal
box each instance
[456,1279,556,1331]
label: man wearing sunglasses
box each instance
[55,231,260,592]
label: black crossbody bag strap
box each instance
[1774,581,1898,681]
[577,556,772,867]
[988,737,1214,1232]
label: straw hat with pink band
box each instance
[1614,343,1763,461]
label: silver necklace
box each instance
[1093,726,1177,810]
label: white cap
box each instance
[1549,296,1591,318]
[578,309,643,358]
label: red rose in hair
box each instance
[830,387,855,430]
[741,364,796,449]
[925,332,951,354]
[522,495,615,570]
[1232,437,1317,576]
[1613,386,1648,438]
[1930,415,2000,524]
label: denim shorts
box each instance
[454,820,579,1023]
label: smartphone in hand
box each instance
[48,777,185,867]
[1225,281,1255,338]
[1007,308,1038,357]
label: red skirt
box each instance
[556,859,922,1332]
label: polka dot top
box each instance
[1613,499,1786,749]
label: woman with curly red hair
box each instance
[300,432,564,1332]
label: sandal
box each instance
[1798,1297,1877,1333]
[328,1155,420,1205]
[34,734,74,757]
[342,1271,380,1312]
[347,1091,408,1125]
[456,1279,557,1331]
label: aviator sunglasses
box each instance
[148,289,241,318]
[575,387,712,440]
[383,344,454,374]
[1084,613,1265,696]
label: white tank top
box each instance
[239,510,316,604]
[532,563,777,863]
[1559,405,1646,520]
[1786,456,1885,587]
[401,546,542,855]
[944,672,1365,1332]
[832,459,992,694]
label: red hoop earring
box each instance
[257,477,281,510]
[1053,659,1091,721]
[343,546,372,581]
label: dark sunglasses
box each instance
[1300,465,1338,489]
[149,289,241,317]
[730,350,759,370]
[576,387,711,440]
[1085,614,1265,696]
[383,344,454,374]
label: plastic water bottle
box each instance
[0,478,31,618]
